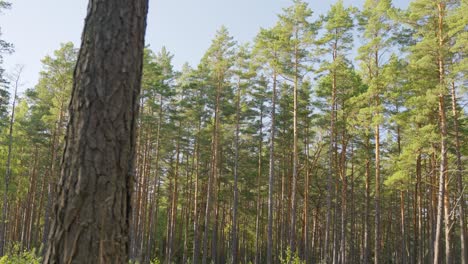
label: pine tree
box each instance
[199,26,236,264]
[357,1,395,262]
[253,23,286,264]
[316,1,355,261]
[277,0,317,254]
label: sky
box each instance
[0,0,409,90]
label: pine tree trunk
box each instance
[192,118,202,264]
[182,151,193,264]
[232,79,241,264]
[363,137,371,264]
[267,73,277,264]
[0,67,19,255]
[340,134,348,264]
[430,147,437,262]
[43,0,148,261]
[254,98,263,264]
[374,67,381,264]
[302,122,310,262]
[400,191,406,264]
[324,69,336,264]
[166,123,181,264]
[290,35,299,254]
[22,147,38,251]
[434,3,450,264]
[349,145,356,264]
[450,82,466,264]
[146,95,164,263]
[415,152,422,264]
[203,75,222,264]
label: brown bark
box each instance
[0,66,21,255]
[451,82,466,264]
[166,123,181,264]
[400,191,406,264]
[302,123,310,262]
[23,147,39,251]
[289,29,299,254]
[254,97,264,264]
[434,3,450,264]
[363,137,371,264]
[43,0,148,262]
[232,79,241,264]
[147,94,164,263]
[202,70,223,264]
[192,118,202,264]
[415,152,422,264]
[374,59,381,264]
[340,133,348,264]
[267,72,277,264]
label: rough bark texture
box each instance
[43,0,148,263]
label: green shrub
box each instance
[279,247,304,264]
[150,258,161,264]
[0,245,41,264]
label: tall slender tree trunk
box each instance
[254,100,264,264]
[43,0,148,261]
[22,146,38,251]
[340,133,348,264]
[202,75,222,264]
[267,73,277,264]
[349,144,356,264]
[232,79,241,264]
[43,101,66,257]
[374,50,381,264]
[400,190,406,264]
[0,66,21,255]
[434,3,450,264]
[146,95,164,263]
[430,147,437,262]
[166,123,182,264]
[416,152,422,264]
[363,137,371,264]
[450,82,466,264]
[324,67,337,264]
[374,120,381,264]
[182,150,193,264]
[211,178,220,263]
[302,122,310,262]
[192,118,202,264]
[290,37,299,255]
[192,119,201,264]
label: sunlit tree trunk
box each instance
[0,66,21,255]
[267,73,277,264]
[434,3,450,264]
[450,81,466,264]
[43,0,148,261]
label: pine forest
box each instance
[0,0,466,263]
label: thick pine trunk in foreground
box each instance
[43,0,148,263]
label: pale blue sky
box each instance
[1,0,409,89]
